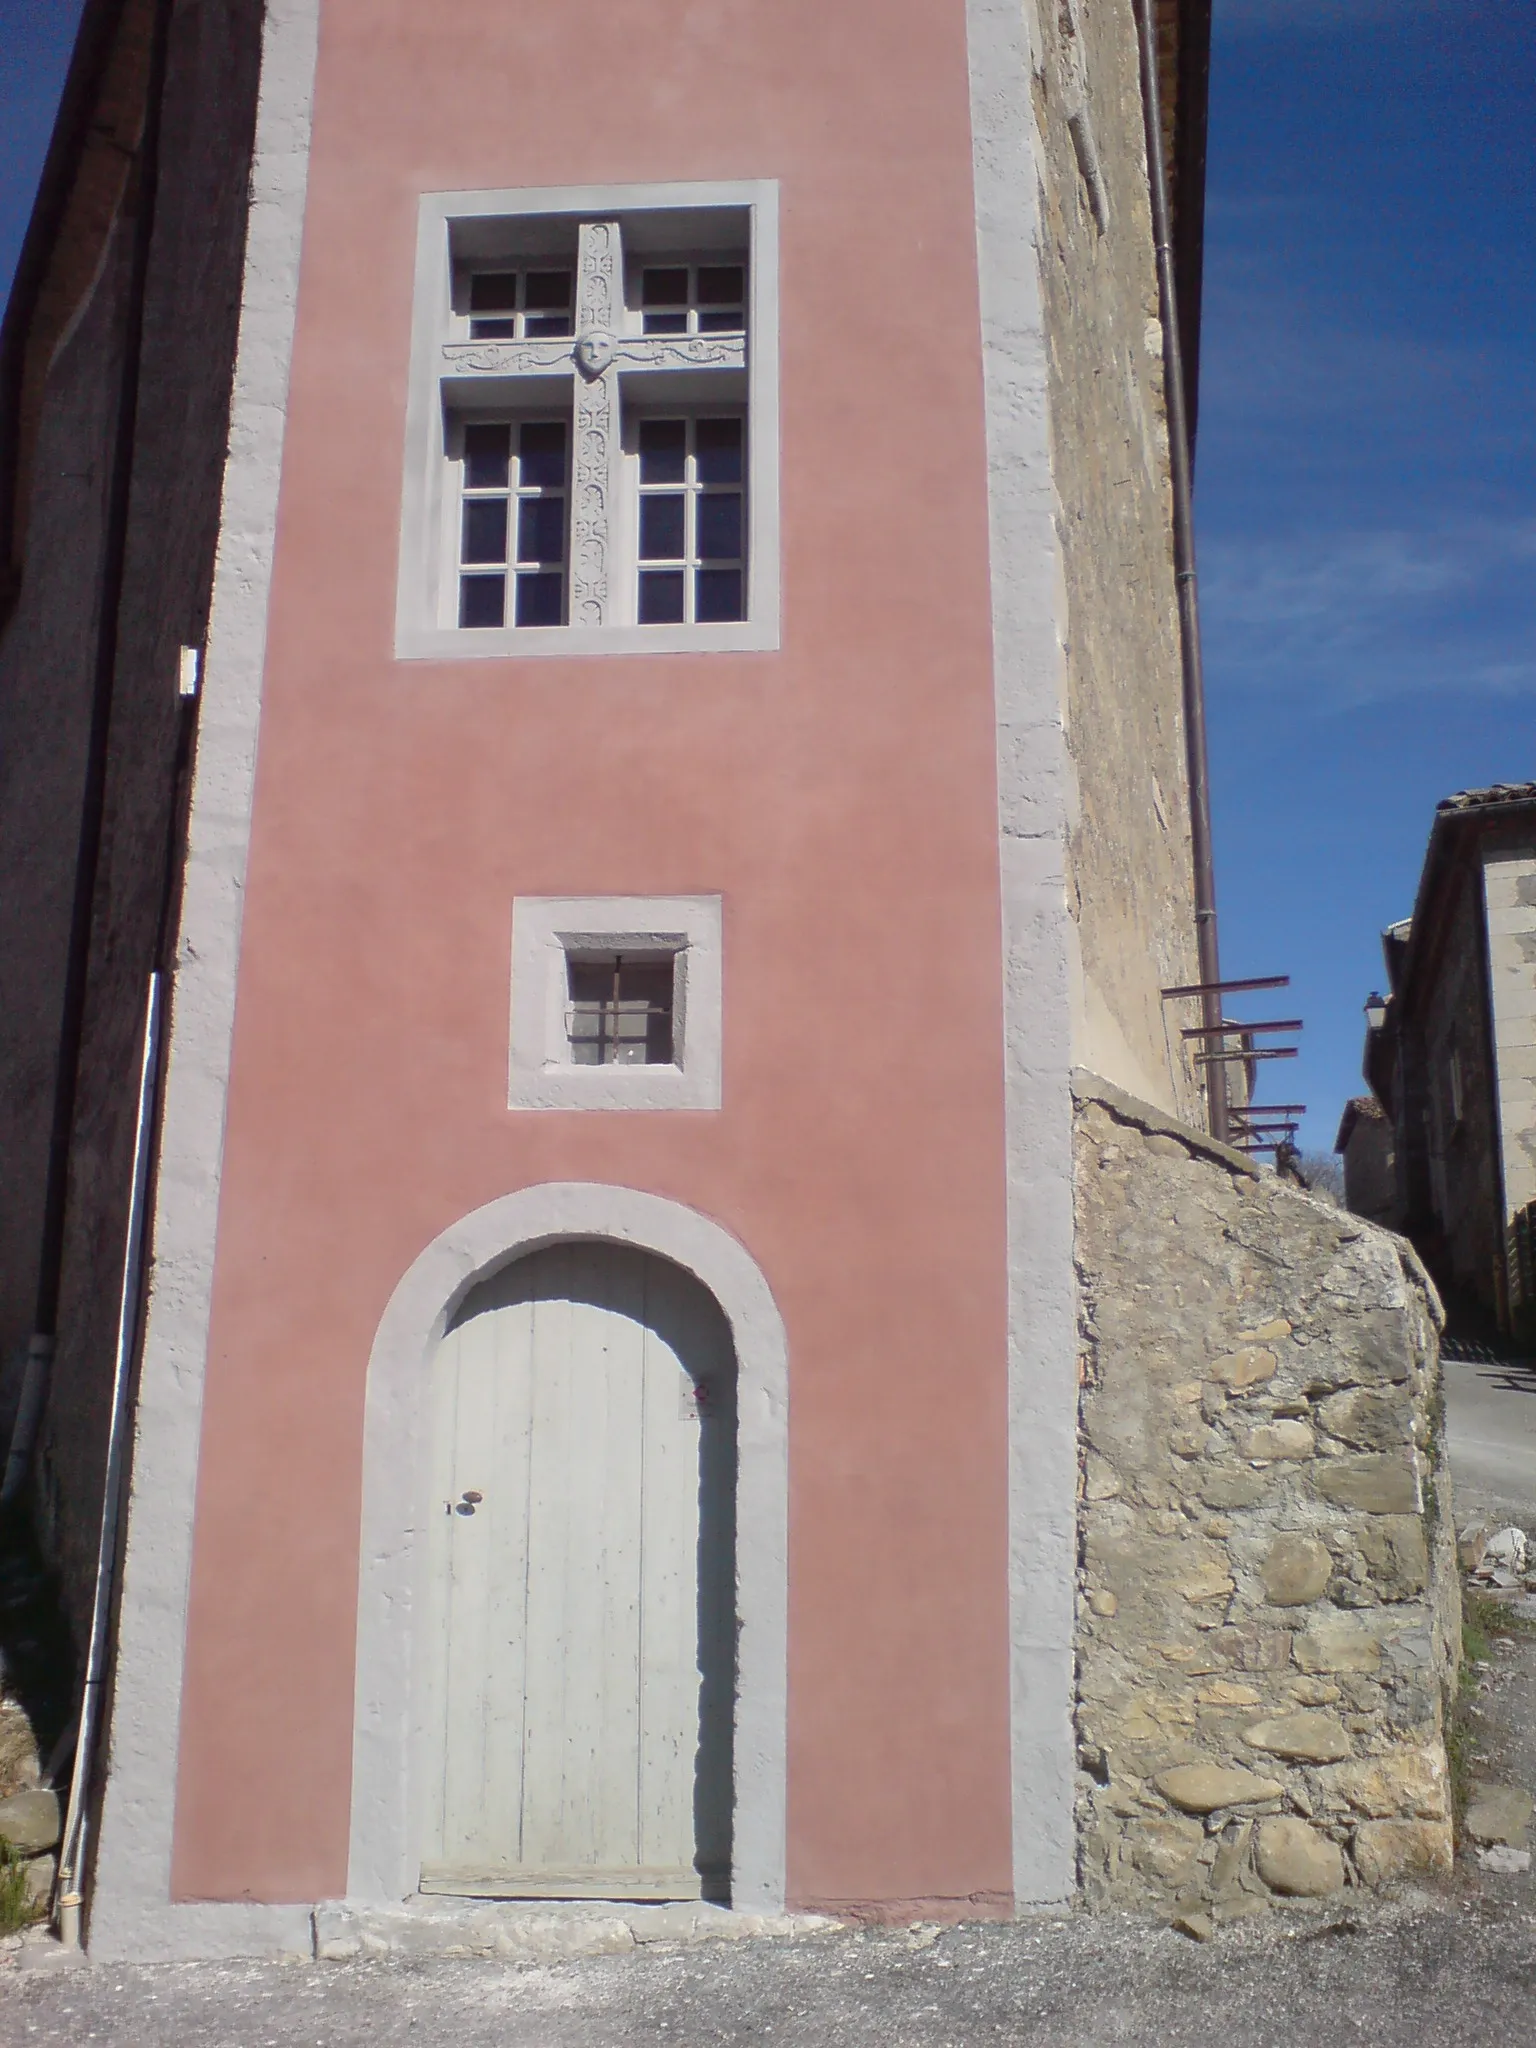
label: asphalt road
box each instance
[5,1899,1536,2048]
[1444,1349,1536,1528]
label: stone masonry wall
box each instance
[1027,0,1204,1126]
[1073,1075,1459,1926]
[35,0,264,1648]
[0,0,265,1642]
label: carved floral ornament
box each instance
[441,333,746,379]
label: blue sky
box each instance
[2,0,1531,1153]
[0,0,82,298]
[1199,0,1536,1146]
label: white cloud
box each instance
[1200,519,1536,706]
[1203,528,1470,627]
[1217,0,1445,33]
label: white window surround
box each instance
[397,180,779,661]
[510,895,723,1110]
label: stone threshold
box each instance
[312,1896,838,1962]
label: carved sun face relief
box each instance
[575,329,618,378]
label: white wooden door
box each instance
[421,1241,735,1899]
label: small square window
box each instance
[509,895,722,1111]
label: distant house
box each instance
[1364,784,1536,1336]
[1334,1095,1397,1228]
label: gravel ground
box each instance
[5,1892,1536,2047]
[0,1334,1529,2042]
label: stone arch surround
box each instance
[346,1183,790,1913]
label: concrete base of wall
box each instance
[312,1898,836,1963]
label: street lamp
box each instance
[1364,992,1388,1032]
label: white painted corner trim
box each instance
[85,0,323,1967]
[347,1183,789,1914]
[966,0,1079,1907]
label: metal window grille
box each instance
[566,954,676,1066]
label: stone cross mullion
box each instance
[438,220,747,630]
[569,221,622,629]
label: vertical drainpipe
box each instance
[1132,0,1228,1141]
[1,0,175,1504]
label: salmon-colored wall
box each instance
[172,0,1016,1914]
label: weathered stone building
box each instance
[1336,1096,1399,1230]
[1365,785,1536,1336]
[0,0,264,1584]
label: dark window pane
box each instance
[638,570,685,624]
[517,494,566,565]
[696,568,743,622]
[694,417,743,484]
[697,309,743,334]
[459,574,505,628]
[642,310,688,335]
[515,570,563,626]
[642,266,688,306]
[698,265,743,304]
[461,496,509,564]
[638,419,686,484]
[567,1006,604,1065]
[622,961,676,1065]
[463,423,511,489]
[469,272,519,312]
[639,493,685,561]
[619,960,675,1005]
[468,317,517,339]
[567,961,614,1005]
[524,312,574,337]
[519,420,567,488]
[524,270,572,308]
[696,492,742,561]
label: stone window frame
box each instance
[508,894,723,1111]
[396,180,780,661]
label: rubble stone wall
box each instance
[1073,1074,1460,1923]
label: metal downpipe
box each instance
[1132,0,1228,1140]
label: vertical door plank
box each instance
[637,1255,706,1875]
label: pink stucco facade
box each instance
[168,0,1020,1916]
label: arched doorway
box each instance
[418,1241,737,1902]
